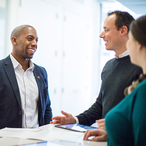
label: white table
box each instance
[0,124,107,146]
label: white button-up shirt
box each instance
[117,50,129,58]
[10,54,39,128]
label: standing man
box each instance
[0,25,52,129]
[50,11,142,128]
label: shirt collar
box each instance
[115,50,129,58]
[10,54,34,71]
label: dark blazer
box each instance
[0,55,52,129]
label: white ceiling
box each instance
[117,0,146,14]
[95,0,146,15]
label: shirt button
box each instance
[19,111,22,115]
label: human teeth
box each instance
[29,49,34,52]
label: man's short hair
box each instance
[108,10,134,32]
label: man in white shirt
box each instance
[0,25,52,129]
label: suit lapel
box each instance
[4,56,21,106]
[33,66,42,106]
[33,66,41,90]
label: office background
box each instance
[0,0,145,117]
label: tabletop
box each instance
[0,124,107,146]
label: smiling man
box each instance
[51,11,142,130]
[100,11,130,56]
[0,25,52,129]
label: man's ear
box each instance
[11,36,17,45]
[137,42,142,52]
[120,26,128,36]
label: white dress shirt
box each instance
[117,50,129,58]
[10,54,39,128]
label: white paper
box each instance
[0,124,84,142]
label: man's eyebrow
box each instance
[26,35,34,37]
[25,35,38,41]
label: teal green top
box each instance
[105,79,146,146]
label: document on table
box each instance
[0,124,84,142]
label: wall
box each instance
[5,0,101,116]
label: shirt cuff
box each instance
[74,117,79,124]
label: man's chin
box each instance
[105,47,110,50]
[105,47,113,51]
[25,56,33,60]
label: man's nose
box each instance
[32,39,37,46]
[99,31,104,38]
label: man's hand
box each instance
[83,129,108,141]
[96,119,105,129]
[50,110,76,124]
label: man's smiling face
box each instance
[100,14,121,52]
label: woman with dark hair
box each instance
[84,15,146,146]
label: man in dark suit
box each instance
[0,25,52,129]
